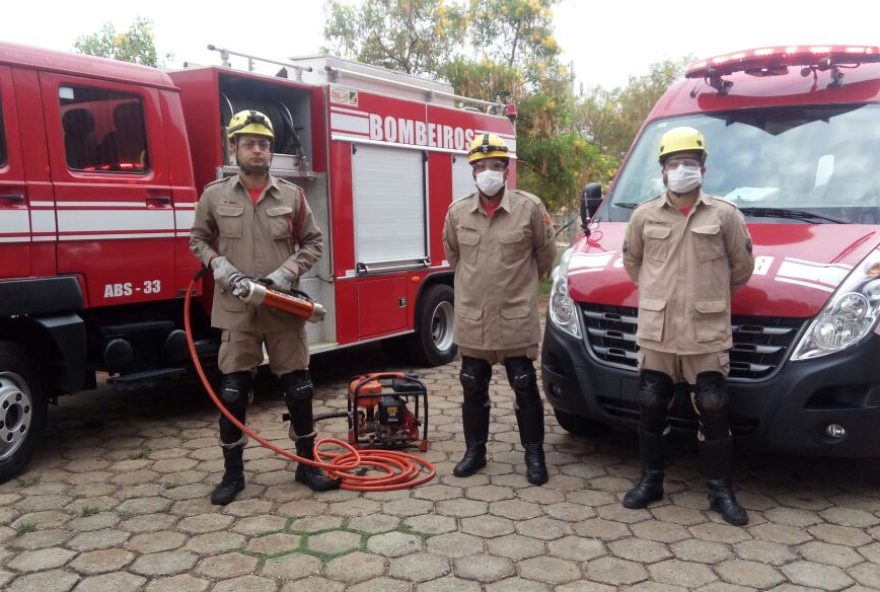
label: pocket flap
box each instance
[499,230,525,244]
[501,304,531,320]
[644,225,671,239]
[640,298,666,311]
[458,231,480,246]
[695,299,727,314]
[217,206,244,217]
[691,224,721,236]
[458,304,483,320]
[266,206,293,217]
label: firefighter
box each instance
[443,133,557,485]
[190,109,340,505]
[622,126,755,525]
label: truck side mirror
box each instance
[580,182,603,230]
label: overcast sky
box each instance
[4,0,880,91]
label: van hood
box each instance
[565,223,879,318]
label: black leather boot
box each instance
[454,404,490,477]
[623,431,665,509]
[701,436,748,526]
[515,406,548,485]
[295,434,342,492]
[210,446,245,505]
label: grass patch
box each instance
[80,506,100,517]
[14,522,36,535]
[128,448,148,460]
[116,510,134,520]
[16,474,40,488]
[163,481,179,490]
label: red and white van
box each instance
[543,45,880,457]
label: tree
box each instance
[74,17,166,67]
[578,58,690,165]
[467,0,560,70]
[324,0,466,75]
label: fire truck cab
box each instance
[543,45,880,458]
[0,41,516,482]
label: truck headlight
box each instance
[548,249,582,339]
[791,249,880,360]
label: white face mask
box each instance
[475,170,505,196]
[666,165,702,194]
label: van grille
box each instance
[580,303,805,380]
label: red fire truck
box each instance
[0,42,516,481]
[543,45,880,458]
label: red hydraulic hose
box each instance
[184,275,435,491]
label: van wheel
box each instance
[553,408,609,438]
[410,284,457,367]
[0,343,48,484]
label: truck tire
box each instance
[410,284,457,367]
[0,343,48,484]
[553,408,609,438]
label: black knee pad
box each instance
[504,357,540,410]
[281,370,314,405]
[219,371,251,444]
[220,371,251,415]
[460,357,491,407]
[637,370,674,434]
[695,372,729,440]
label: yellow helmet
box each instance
[227,110,275,141]
[658,126,707,164]
[467,133,509,165]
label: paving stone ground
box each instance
[2,339,880,591]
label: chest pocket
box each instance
[643,225,671,262]
[499,229,530,264]
[216,206,244,238]
[458,230,480,264]
[691,224,725,262]
[266,206,294,241]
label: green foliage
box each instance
[14,522,36,535]
[74,17,167,67]
[323,0,684,211]
[324,0,466,75]
[80,506,100,517]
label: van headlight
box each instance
[548,249,582,339]
[791,249,880,360]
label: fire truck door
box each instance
[39,73,175,306]
[0,65,31,278]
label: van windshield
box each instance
[607,104,880,224]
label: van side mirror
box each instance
[580,182,603,230]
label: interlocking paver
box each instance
[347,576,412,592]
[584,556,648,586]
[260,552,322,579]
[69,549,135,575]
[648,558,717,588]
[609,536,673,563]
[807,524,872,546]
[416,576,481,592]
[6,568,79,592]
[8,547,77,572]
[460,514,515,537]
[734,539,798,565]
[145,574,210,592]
[514,515,571,540]
[848,563,880,589]
[403,514,456,535]
[367,531,424,556]
[670,538,732,563]
[129,550,198,577]
[388,552,451,582]
[573,517,631,541]
[454,553,516,583]
[125,531,186,553]
[9,528,73,550]
[280,576,343,592]
[306,530,361,554]
[798,541,864,568]
[781,560,855,590]
[212,574,278,592]
[324,552,386,583]
[185,531,247,554]
[716,559,786,588]
[425,532,484,557]
[67,529,130,552]
[193,552,259,579]
[519,555,581,584]
[486,533,546,560]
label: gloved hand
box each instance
[210,256,241,291]
[265,266,295,293]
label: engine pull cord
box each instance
[183,271,436,491]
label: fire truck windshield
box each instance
[608,104,880,224]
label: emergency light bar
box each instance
[686,45,880,79]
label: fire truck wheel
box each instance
[0,343,48,484]
[411,284,457,367]
[553,408,610,439]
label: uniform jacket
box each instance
[190,174,322,333]
[443,188,556,351]
[623,191,754,354]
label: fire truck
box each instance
[0,41,517,482]
[543,45,880,458]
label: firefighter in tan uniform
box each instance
[622,127,754,525]
[443,133,557,485]
[190,110,340,505]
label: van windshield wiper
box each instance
[738,207,847,224]
[614,202,641,209]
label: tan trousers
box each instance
[637,349,730,384]
[459,346,539,364]
[218,329,309,375]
